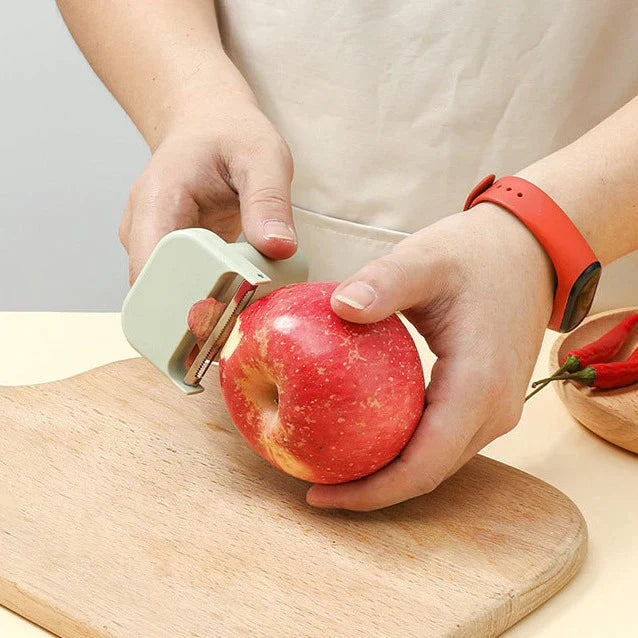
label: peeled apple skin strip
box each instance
[186,297,227,368]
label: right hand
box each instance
[119,94,296,283]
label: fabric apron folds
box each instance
[218,0,638,313]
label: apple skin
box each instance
[186,298,227,368]
[188,297,226,340]
[217,281,425,484]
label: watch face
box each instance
[560,262,602,332]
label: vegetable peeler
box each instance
[121,229,308,394]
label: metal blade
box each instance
[183,278,256,386]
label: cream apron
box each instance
[217,1,638,313]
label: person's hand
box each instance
[306,203,555,511]
[119,93,296,283]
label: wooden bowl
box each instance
[550,307,638,453]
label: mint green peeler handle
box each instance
[121,229,308,394]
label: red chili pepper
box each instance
[543,358,638,389]
[545,313,638,381]
[526,313,638,401]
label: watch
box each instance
[464,174,601,333]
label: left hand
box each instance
[306,203,555,511]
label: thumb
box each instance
[331,247,446,323]
[232,140,297,260]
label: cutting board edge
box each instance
[484,509,587,637]
[0,357,145,393]
[0,580,107,638]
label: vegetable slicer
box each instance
[121,229,308,394]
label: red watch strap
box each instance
[463,175,598,331]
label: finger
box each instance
[231,139,297,259]
[306,355,491,511]
[330,245,449,324]
[441,425,492,482]
[126,181,199,284]
[118,200,132,252]
[440,397,521,482]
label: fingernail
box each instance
[263,219,296,242]
[306,487,337,509]
[334,282,376,310]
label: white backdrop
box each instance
[0,3,148,310]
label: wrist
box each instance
[515,156,610,264]
[465,173,605,331]
[467,202,555,325]
[142,53,257,151]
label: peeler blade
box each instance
[183,278,256,386]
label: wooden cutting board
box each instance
[0,359,586,638]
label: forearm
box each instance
[56,0,253,149]
[517,95,638,266]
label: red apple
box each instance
[213,281,425,484]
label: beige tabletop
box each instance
[0,312,635,637]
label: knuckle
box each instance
[244,185,289,211]
[483,375,507,405]
[418,472,444,494]
[454,362,517,428]
[464,361,505,404]
[498,401,523,434]
[480,367,523,430]
[467,363,522,435]
[459,360,523,436]
[395,456,444,496]
[128,174,148,203]
[272,135,294,174]
[355,502,384,513]
[237,131,294,179]
[118,222,128,249]
[129,173,190,215]
[368,256,412,293]
[151,181,188,210]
